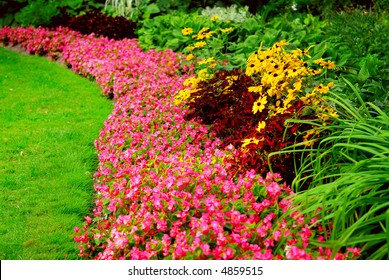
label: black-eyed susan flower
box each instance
[198,57,215,65]
[314,58,336,69]
[252,96,267,114]
[193,27,210,40]
[204,31,215,39]
[314,58,325,65]
[245,60,260,76]
[325,60,336,69]
[248,85,263,93]
[221,27,233,33]
[314,82,335,94]
[194,41,206,49]
[186,54,195,61]
[181,27,193,36]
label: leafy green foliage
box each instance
[137,12,215,51]
[1,0,388,260]
[309,10,389,112]
[14,0,60,26]
[137,12,329,68]
[227,14,328,67]
[326,9,389,59]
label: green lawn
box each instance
[0,48,113,259]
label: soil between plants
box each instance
[1,43,67,67]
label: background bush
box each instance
[49,8,138,39]
[0,0,105,27]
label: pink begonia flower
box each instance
[114,233,129,250]
[273,230,282,242]
[85,216,92,224]
[107,199,117,213]
[256,225,268,237]
[223,247,234,260]
[266,182,282,198]
[347,247,361,257]
[264,237,274,248]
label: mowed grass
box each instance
[0,48,113,259]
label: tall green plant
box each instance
[276,79,389,259]
[104,0,141,18]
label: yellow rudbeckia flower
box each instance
[181,27,193,36]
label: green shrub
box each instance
[3,0,104,27]
[326,9,389,59]
[14,0,61,26]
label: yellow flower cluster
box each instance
[314,58,336,69]
[223,75,238,94]
[175,22,234,105]
[183,24,233,52]
[174,68,214,105]
[240,40,338,150]
[192,27,214,40]
[300,82,335,105]
[245,40,336,120]
[198,57,217,68]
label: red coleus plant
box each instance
[183,69,316,185]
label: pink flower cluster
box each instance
[0,26,80,59]
[0,27,360,260]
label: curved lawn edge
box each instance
[0,48,113,259]
[0,27,361,260]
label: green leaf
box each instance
[0,13,13,27]
[358,62,370,82]
[386,209,389,259]
[143,3,160,20]
[242,35,260,52]
[252,185,264,199]
[241,18,259,34]
[224,222,233,230]
[336,53,352,67]
[164,38,180,50]
[63,0,82,10]
[261,29,280,47]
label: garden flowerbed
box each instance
[0,25,370,260]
